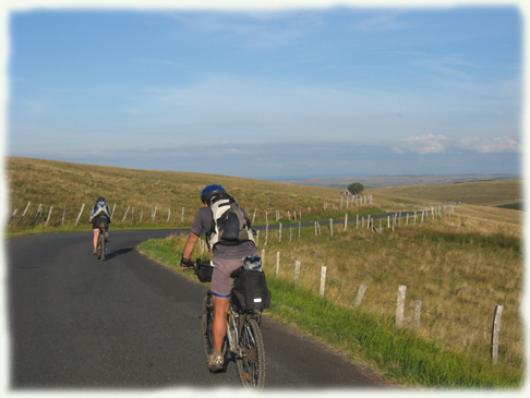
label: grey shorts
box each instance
[210,257,246,298]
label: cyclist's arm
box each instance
[181,232,199,267]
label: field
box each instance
[5,156,524,386]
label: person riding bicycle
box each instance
[180,184,258,372]
[90,196,111,255]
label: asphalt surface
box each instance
[7,229,385,389]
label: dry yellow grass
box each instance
[6,157,348,226]
[254,211,523,368]
[371,179,522,207]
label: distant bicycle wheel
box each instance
[98,230,106,261]
[236,317,266,389]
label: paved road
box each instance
[7,229,384,389]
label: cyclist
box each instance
[180,185,257,372]
[90,196,111,255]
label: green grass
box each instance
[137,236,523,388]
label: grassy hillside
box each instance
[371,179,522,207]
[6,157,355,229]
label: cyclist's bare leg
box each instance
[212,296,230,353]
[92,229,100,253]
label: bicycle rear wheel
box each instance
[236,317,266,389]
[98,231,106,261]
[201,293,215,361]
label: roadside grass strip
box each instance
[138,237,522,388]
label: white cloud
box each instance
[399,133,449,154]
[395,133,520,155]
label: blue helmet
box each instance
[200,184,226,203]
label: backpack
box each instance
[231,266,271,313]
[207,193,255,249]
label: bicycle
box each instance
[192,259,267,389]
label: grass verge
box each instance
[137,236,523,388]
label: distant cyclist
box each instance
[90,196,111,255]
[180,185,257,372]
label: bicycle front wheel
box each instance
[236,317,266,389]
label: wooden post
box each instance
[75,203,85,226]
[167,208,171,222]
[414,300,422,328]
[275,251,280,277]
[421,210,425,223]
[265,211,268,225]
[111,203,117,218]
[491,304,504,364]
[298,220,301,239]
[265,224,269,246]
[278,222,282,242]
[314,221,318,236]
[356,214,359,228]
[294,260,301,285]
[152,206,157,222]
[387,215,390,229]
[319,266,327,297]
[121,206,130,222]
[344,213,348,231]
[396,285,407,328]
[181,207,185,223]
[139,208,144,223]
[413,211,417,225]
[353,284,368,308]
[329,218,334,236]
[252,208,257,225]
[406,213,409,226]
[21,201,31,218]
[261,249,265,269]
[289,226,293,242]
[45,206,53,226]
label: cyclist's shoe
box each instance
[92,249,97,255]
[207,351,224,372]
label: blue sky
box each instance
[8,7,521,178]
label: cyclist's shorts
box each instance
[210,257,247,297]
[92,215,109,231]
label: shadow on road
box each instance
[106,247,134,259]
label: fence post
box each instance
[21,201,31,219]
[314,221,318,236]
[181,207,185,223]
[252,208,257,225]
[294,260,301,285]
[396,285,407,328]
[298,220,301,239]
[278,222,282,242]
[167,208,171,222]
[491,304,504,364]
[414,300,422,328]
[265,224,269,246]
[261,249,265,269]
[406,213,409,226]
[45,206,53,226]
[354,284,367,308]
[121,206,130,222]
[275,251,280,277]
[344,213,348,231]
[421,210,425,223]
[139,208,143,223]
[152,206,157,222]
[329,218,334,236]
[356,214,359,228]
[319,266,327,297]
[75,203,86,226]
[289,226,293,242]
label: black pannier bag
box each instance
[231,269,271,312]
[196,261,214,283]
